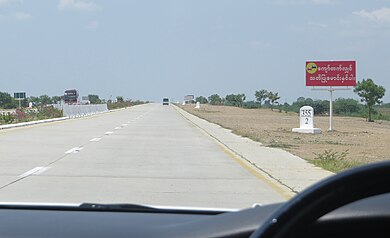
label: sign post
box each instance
[329,87,333,131]
[306,61,356,131]
[14,92,26,109]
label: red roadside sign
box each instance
[306,61,356,87]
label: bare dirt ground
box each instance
[180,104,390,170]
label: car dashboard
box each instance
[0,194,388,238]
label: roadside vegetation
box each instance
[312,150,362,173]
[0,91,147,125]
[0,106,63,125]
[0,92,64,125]
[107,97,148,110]
[180,79,388,172]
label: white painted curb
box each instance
[0,117,68,130]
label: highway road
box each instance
[0,104,286,208]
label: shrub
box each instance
[0,113,15,124]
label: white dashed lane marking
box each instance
[105,131,114,135]
[90,138,102,142]
[19,167,50,178]
[65,147,83,154]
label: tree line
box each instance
[0,92,146,124]
[0,92,125,109]
[0,92,59,109]
[194,78,386,122]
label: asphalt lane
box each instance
[0,104,285,208]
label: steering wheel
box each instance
[250,161,390,238]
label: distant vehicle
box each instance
[81,96,90,105]
[162,98,169,105]
[64,89,79,104]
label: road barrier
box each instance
[53,104,108,118]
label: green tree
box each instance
[290,98,328,114]
[116,96,124,103]
[195,96,208,104]
[208,94,222,105]
[28,96,41,106]
[88,94,102,104]
[312,100,329,115]
[334,98,362,115]
[291,97,308,112]
[354,78,386,122]
[0,92,16,109]
[39,95,53,105]
[254,89,268,106]
[296,97,306,103]
[267,92,280,109]
[225,94,246,107]
[51,96,62,104]
[19,98,28,107]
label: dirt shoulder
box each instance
[179,104,390,172]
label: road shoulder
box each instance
[173,105,334,194]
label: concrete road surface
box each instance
[0,104,287,208]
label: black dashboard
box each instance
[0,194,388,238]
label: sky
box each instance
[1,0,390,103]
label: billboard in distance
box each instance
[14,92,26,99]
[306,61,356,87]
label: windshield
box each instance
[0,0,389,209]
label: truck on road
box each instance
[64,89,79,104]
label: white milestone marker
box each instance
[292,106,322,134]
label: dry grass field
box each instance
[180,104,390,172]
